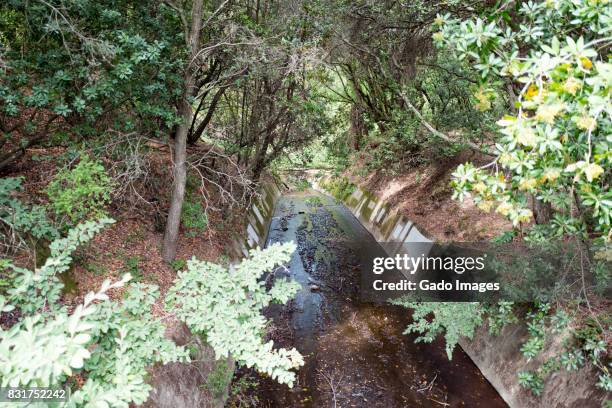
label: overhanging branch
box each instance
[399,92,496,157]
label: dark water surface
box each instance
[252,191,507,408]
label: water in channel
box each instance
[252,190,506,408]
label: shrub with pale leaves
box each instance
[166,242,304,387]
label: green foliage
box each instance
[434,4,611,396]
[491,230,516,244]
[592,260,612,295]
[84,261,107,276]
[320,177,356,201]
[166,242,304,387]
[181,197,208,237]
[227,372,260,408]
[0,0,183,138]
[438,1,611,241]
[79,283,188,405]
[121,256,142,282]
[598,374,612,392]
[294,179,312,192]
[7,219,114,315]
[519,303,550,360]
[205,359,233,399]
[518,371,544,396]
[513,303,612,396]
[169,258,187,272]
[485,301,518,336]
[46,155,113,225]
[391,301,484,359]
[304,196,323,207]
[396,299,608,397]
[0,177,58,245]
[0,220,189,407]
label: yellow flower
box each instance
[535,104,564,124]
[517,209,533,223]
[499,153,512,165]
[517,128,537,147]
[519,178,538,190]
[473,181,487,193]
[434,16,445,26]
[477,200,494,212]
[580,57,593,70]
[542,168,561,182]
[584,162,604,182]
[563,77,582,95]
[496,202,513,216]
[575,115,597,131]
[433,31,445,42]
[525,85,539,99]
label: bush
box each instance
[439,2,611,240]
[391,301,484,359]
[206,359,233,399]
[0,177,58,246]
[0,219,189,406]
[294,179,311,191]
[181,197,208,237]
[46,155,113,225]
[166,243,304,387]
[320,176,356,201]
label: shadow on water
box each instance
[251,190,507,408]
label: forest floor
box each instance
[5,147,243,307]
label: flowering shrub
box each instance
[433,1,610,243]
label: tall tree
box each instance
[161,0,205,261]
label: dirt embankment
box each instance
[347,151,511,242]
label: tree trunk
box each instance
[187,86,226,144]
[162,0,204,262]
[349,104,364,151]
[533,195,552,225]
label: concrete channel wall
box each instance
[314,175,607,408]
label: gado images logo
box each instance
[357,241,562,302]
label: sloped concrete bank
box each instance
[461,324,606,407]
[145,182,281,408]
[314,175,607,408]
